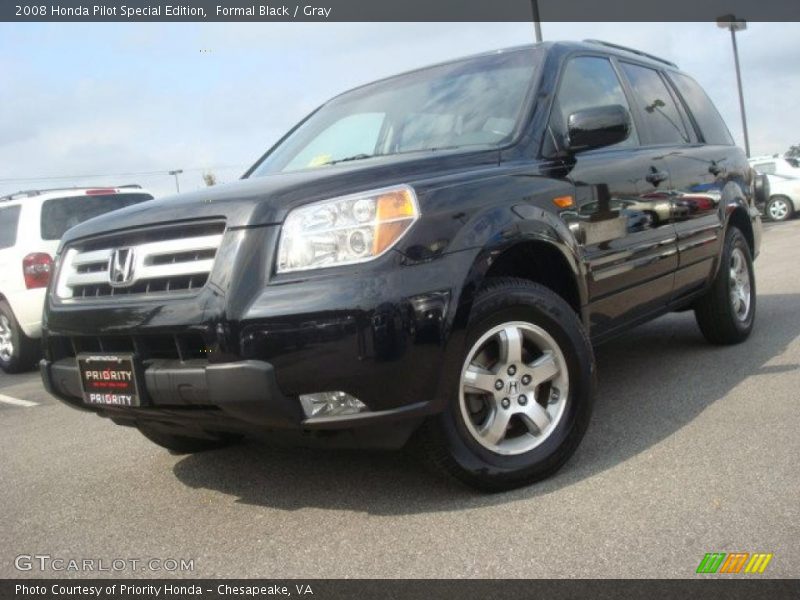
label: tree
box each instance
[202,172,217,187]
[787,145,800,158]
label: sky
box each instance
[1,21,798,198]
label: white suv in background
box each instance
[0,186,154,373]
[749,155,800,221]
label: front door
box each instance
[544,55,679,338]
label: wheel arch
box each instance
[454,234,587,332]
[726,205,755,257]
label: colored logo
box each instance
[696,552,773,574]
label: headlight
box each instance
[277,185,419,273]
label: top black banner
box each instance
[3,0,800,22]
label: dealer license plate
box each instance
[77,354,142,407]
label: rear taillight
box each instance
[23,253,53,289]
[85,189,117,195]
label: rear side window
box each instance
[548,56,638,152]
[619,63,690,145]
[40,193,152,241]
[0,205,22,249]
[669,72,734,146]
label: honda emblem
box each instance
[108,248,136,287]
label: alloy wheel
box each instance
[768,198,790,221]
[459,321,569,455]
[729,247,752,322]
[0,315,14,362]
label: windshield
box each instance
[249,48,543,176]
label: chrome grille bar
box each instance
[56,233,223,300]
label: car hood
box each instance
[59,150,500,246]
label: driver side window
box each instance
[546,56,638,155]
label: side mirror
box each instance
[566,105,631,152]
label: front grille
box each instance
[55,222,225,301]
[49,333,209,362]
[71,274,209,299]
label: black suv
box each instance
[41,41,765,491]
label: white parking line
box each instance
[0,394,39,408]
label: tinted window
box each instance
[549,56,638,152]
[620,63,689,145]
[40,193,152,241]
[670,72,734,146]
[0,205,21,250]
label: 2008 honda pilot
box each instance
[41,41,766,491]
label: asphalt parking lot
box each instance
[1,220,798,579]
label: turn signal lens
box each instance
[373,189,418,255]
[552,195,575,209]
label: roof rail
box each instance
[0,189,43,203]
[0,184,143,203]
[583,39,678,68]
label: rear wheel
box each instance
[137,425,240,455]
[694,227,756,345]
[766,195,793,222]
[420,278,595,492]
[0,301,38,374]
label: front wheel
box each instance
[420,278,595,492]
[694,226,756,345]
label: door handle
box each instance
[645,168,669,186]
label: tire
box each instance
[694,226,756,345]
[419,278,595,492]
[137,425,240,455]
[765,195,793,222]
[0,300,39,374]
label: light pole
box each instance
[168,169,183,193]
[531,0,542,42]
[717,15,750,157]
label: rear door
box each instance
[616,62,723,301]
[545,55,679,338]
[662,71,739,298]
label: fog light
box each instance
[299,391,367,419]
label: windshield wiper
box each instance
[323,146,470,166]
[324,153,374,165]
[421,145,460,152]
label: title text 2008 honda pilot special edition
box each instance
[41,41,766,491]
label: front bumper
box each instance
[41,358,300,427]
[41,223,479,447]
[40,356,434,448]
